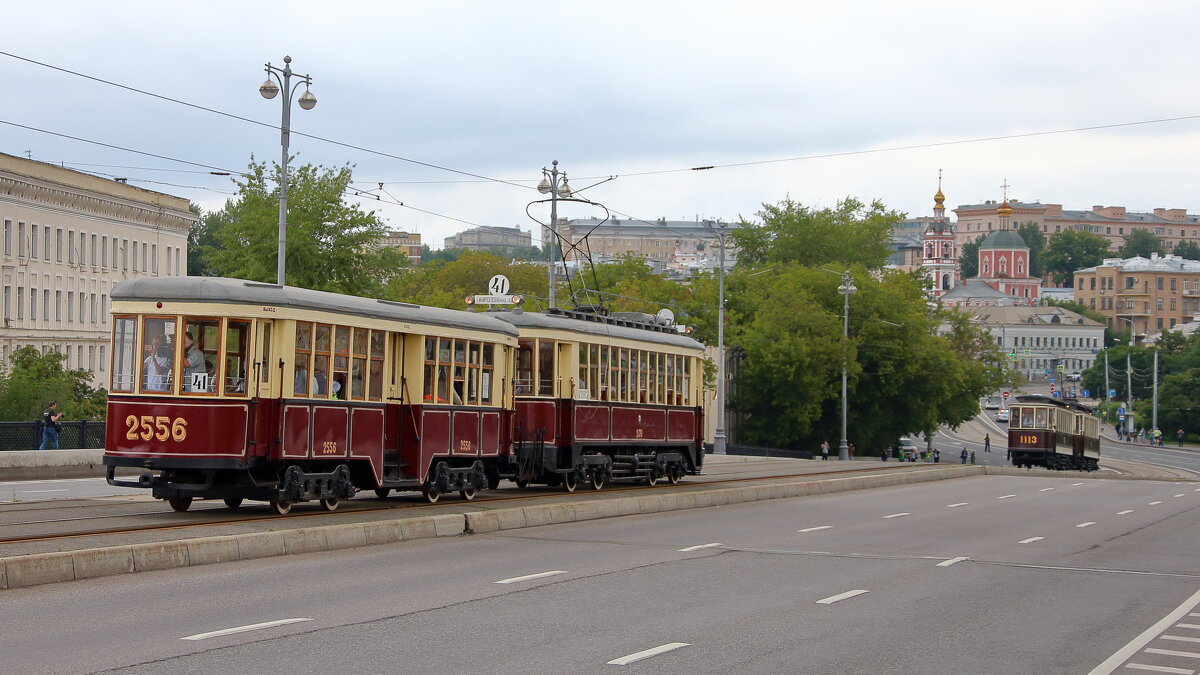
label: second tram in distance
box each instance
[1006,394,1100,471]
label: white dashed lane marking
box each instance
[816,590,869,605]
[607,642,691,666]
[494,571,567,584]
[797,526,833,533]
[999,495,1016,499]
[1019,537,1044,544]
[883,513,910,519]
[1039,488,1055,492]
[1118,510,1134,515]
[946,503,969,508]
[1072,482,1085,486]
[181,618,311,641]
[678,543,722,552]
[1077,522,1096,528]
[1123,662,1194,673]
[1175,494,1186,498]
[937,557,969,567]
[1150,501,1164,506]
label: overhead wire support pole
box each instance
[708,220,728,456]
[258,56,317,286]
[837,271,857,461]
[536,161,572,310]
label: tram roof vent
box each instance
[243,281,283,289]
[377,298,419,309]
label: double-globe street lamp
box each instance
[258,55,317,286]
[536,161,572,309]
[705,220,729,455]
[837,271,857,461]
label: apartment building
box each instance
[1073,253,1200,337]
[444,226,530,254]
[0,152,195,385]
[377,230,422,265]
[954,201,1200,252]
[552,217,729,266]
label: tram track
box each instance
[0,464,937,548]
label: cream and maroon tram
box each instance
[1007,394,1100,471]
[104,277,519,513]
[491,309,706,491]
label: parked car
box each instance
[996,408,1010,423]
[1067,373,1082,382]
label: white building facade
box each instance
[0,153,195,385]
[965,306,1105,381]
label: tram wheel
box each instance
[667,466,683,485]
[320,497,340,512]
[562,472,578,493]
[270,500,293,516]
[515,479,529,489]
[423,485,441,504]
[168,496,193,512]
[460,487,477,501]
[590,470,606,491]
[646,472,659,487]
[223,497,243,509]
[374,488,391,499]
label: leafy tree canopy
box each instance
[0,347,106,421]
[1043,230,1111,286]
[387,251,549,310]
[193,159,406,297]
[959,235,984,279]
[1017,221,1046,278]
[1172,240,1200,261]
[1119,229,1165,259]
[732,197,902,269]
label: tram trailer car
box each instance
[104,277,521,514]
[1006,394,1100,471]
[490,309,706,492]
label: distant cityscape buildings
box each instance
[1074,253,1200,336]
[443,225,530,255]
[377,230,422,265]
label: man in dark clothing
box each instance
[39,401,63,450]
[1178,429,1186,447]
[984,434,991,453]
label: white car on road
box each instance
[996,408,1010,423]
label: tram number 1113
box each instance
[1016,434,1039,445]
[125,415,188,442]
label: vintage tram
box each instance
[1006,394,1100,471]
[103,277,706,513]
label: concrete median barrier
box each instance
[71,547,134,580]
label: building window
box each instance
[66,292,73,322]
[142,242,147,272]
[30,224,38,259]
[122,239,128,271]
[79,232,87,266]
[29,288,36,321]
[16,286,24,319]
[1171,278,1177,291]
[1158,277,1164,290]
[67,230,74,264]
[166,246,173,275]
[91,234,97,266]
[1126,277,1136,289]
[101,294,107,323]
[2,220,10,256]
[42,289,49,319]
[102,236,108,268]
[55,228,62,263]
[18,222,25,257]
[100,345,106,371]
[131,240,138,272]
[151,244,157,274]
[1170,298,1176,310]
[55,291,61,320]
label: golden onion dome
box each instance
[933,188,945,208]
[997,201,1013,217]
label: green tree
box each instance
[198,160,406,296]
[387,251,549,310]
[1119,229,1165,259]
[1017,221,1046,278]
[420,245,463,265]
[1043,230,1111,286]
[959,235,984,278]
[0,347,106,421]
[1172,240,1200,261]
[732,197,901,269]
[1156,368,1200,437]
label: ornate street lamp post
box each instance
[837,271,857,461]
[536,161,572,309]
[258,55,317,286]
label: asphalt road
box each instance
[3,474,1197,674]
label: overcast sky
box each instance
[4,1,1199,250]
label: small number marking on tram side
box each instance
[321,441,339,455]
[125,415,188,442]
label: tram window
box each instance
[597,346,609,401]
[181,319,220,394]
[682,358,692,405]
[111,316,138,392]
[330,326,349,399]
[666,355,676,404]
[434,338,451,403]
[423,338,435,402]
[537,339,554,396]
[140,317,177,394]
[350,328,367,400]
[577,344,589,400]
[312,324,332,397]
[259,322,271,385]
[1035,408,1048,429]
[481,343,494,405]
[368,330,385,401]
[224,320,250,397]
[515,339,534,395]
[467,341,481,405]
[294,322,312,397]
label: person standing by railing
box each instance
[39,401,63,450]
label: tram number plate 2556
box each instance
[125,415,188,442]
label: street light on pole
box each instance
[258,55,317,286]
[536,161,572,309]
[1118,317,1135,435]
[837,271,857,461]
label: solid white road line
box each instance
[1150,501,1164,505]
[937,557,969,567]
[678,543,723,552]
[607,642,691,666]
[495,571,567,584]
[797,526,833,533]
[1123,664,1194,674]
[946,503,969,508]
[1145,647,1200,658]
[1077,522,1096,528]
[181,618,311,641]
[1039,487,1056,492]
[1019,537,1044,544]
[883,513,910,519]
[1088,587,1200,675]
[1118,510,1134,515]
[816,590,869,605]
[999,494,1016,499]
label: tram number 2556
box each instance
[1017,434,1039,445]
[125,415,188,442]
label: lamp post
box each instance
[837,271,857,461]
[258,55,317,286]
[707,220,728,455]
[1118,317,1135,434]
[536,161,572,309]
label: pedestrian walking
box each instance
[984,434,991,453]
[820,440,830,460]
[848,443,856,459]
[880,448,888,462]
[970,450,976,465]
[1153,428,1162,446]
[960,447,968,464]
[39,401,63,450]
[1177,429,1185,447]
[933,449,941,463]
[1138,428,1146,444]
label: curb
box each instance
[1,466,987,590]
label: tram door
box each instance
[256,320,274,398]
